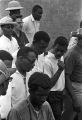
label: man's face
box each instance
[17,51,36,72]
[78,37,82,46]
[0,77,12,95]
[4,60,12,68]
[53,44,67,59]
[30,87,50,109]
[2,24,14,36]
[33,8,43,21]
[34,40,48,55]
[15,17,23,31]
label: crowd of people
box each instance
[0,0,82,120]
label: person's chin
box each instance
[56,56,61,59]
[27,67,33,72]
[35,18,41,21]
[39,101,45,106]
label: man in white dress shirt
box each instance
[43,36,68,120]
[23,5,43,44]
[26,31,50,85]
[0,47,37,119]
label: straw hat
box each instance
[0,16,17,26]
[5,0,23,11]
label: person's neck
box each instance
[20,70,26,77]
[31,45,40,55]
[14,29,20,37]
[17,67,26,77]
[4,33,12,40]
[29,96,41,111]
[49,48,53,53]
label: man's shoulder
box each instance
[0,35,7,40]
[23,14,31,22]
[42,101,51,110]
[66,47,78,58]
[12,99,29,113]
[11,71,22,80]
[45,52,55,63]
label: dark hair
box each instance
[28,72,51,92]
[17,46,37,58]
[33,31,50,44]
[32,5,43,13]
[0,50,13,61]
[53,36,68,48]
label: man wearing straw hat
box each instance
[0,0,23,36]
[0,16,19,54]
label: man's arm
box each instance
[43,58,65,88]
[51,60,65,88]
[65,73,81,112]
[65,73,75,101]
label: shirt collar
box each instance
[31,14,35,22]
[47,51,56,59]
[27,96,42,113]
[47,52,64,61]
[16,70,26,79]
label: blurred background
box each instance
[0,0,82,48]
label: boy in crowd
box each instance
[7,72,55,120]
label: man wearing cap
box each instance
[7,72,55,120]
[0,16,19,54]
[0,0,23,36]
[64,28,82,120]
[23,5,43,44]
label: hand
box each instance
[57,60,65,71]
